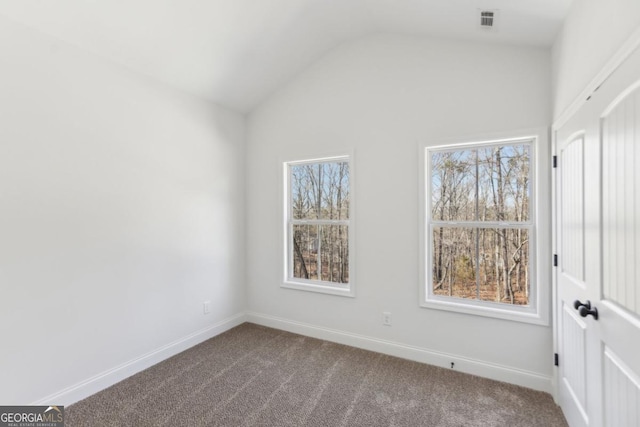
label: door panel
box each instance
[561,304,588,420]
[601,85,640,314]
[560,135,585,282]
[603,347,640,427]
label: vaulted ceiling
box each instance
[0,0,572,113]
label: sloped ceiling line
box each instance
[0,0,572,113]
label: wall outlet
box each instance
[203,301,211,314]
[382,311,392,326]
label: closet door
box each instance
[556,104,599,427]
[555,46,640,427]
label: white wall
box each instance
[0,16,245,404]
[552,0,640,119]
[247,34,553,389]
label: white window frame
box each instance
[420,134,549,325]
[282,154,355,297]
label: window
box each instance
[283,155,353,296]
[423,137,540,322]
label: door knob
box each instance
[573,300,591,310]
[578,305,599,320]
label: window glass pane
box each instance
[432,227,477,299]
[319,225,349,283]
[291,161,349,220]
[292,224,319,280]
[431,150,476,221]
[477,144,530,222]
[292,224,349,284]
[432,227,530,306]
[291,164,317,220]
[319,162,349,220]
[477,228,530,305]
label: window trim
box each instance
[282,153,355,297]
[419,133,549,325]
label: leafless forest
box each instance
[431,144,531,305]
[290,161,350,283]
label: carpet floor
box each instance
[66,323,567,426]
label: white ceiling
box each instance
[0,0,572,113]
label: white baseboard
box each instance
[32,312,247,406]
[246,312,552,393]
[35,310,552,406]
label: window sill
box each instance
[282,280,355,297]
[421,297,548,326]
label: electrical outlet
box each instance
[382,311,392,326]
[203,301,211,314]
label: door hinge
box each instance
[554,353,559,366]
[553,254,558,267]
[553,155,557,168]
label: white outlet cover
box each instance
[382,312,392,325]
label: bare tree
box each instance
[290,161,350,284]
[431,143,531,305]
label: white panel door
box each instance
[556,128,597,427]
[555,45,640,427]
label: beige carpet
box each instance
[66,323,567,426]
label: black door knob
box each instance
[578,305,599,320]
[573,300,591,310]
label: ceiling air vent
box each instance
[480,11,494,27]
[478,9,499,32]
